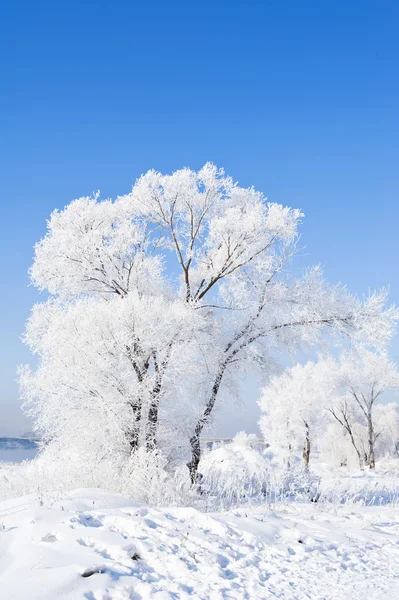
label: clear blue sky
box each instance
[1,1,398,435]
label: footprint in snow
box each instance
[41,533,58,543]
[223,568,237,580]
[77,538,108,555]
[70,513,103,528]
[216,554,230,568]
[78,538,141,563]
[144,518,158,529]
[81,564,107,578]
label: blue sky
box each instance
[1,1,398,435]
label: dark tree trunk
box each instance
[146,381,161,450]
[129,401,142,453]
[287,442,292,469]
[126,344,147,454]
[146,397,160,451]
[145,347,172,451]
[302,421,311,469]
[187,422,202,484]
[187,363,227,483]
[367,416,376,469]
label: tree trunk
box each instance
[129,401,142,453]
[126,344,147,454]
[144,347,172,451]
[367,416,376,469]
[329,407,365,470]
[352,443,365,470]
[146,398,159,451]
[187,363,227,483]
[146,375,163,451]
[287,443,292,469]
[302,421,311,469]
[187,422,202,484]
[350,443,365,470]
[351,445,364,470]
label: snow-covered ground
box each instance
[1,441,398,598]
[0,488,398,600]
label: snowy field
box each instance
[1,442,399,598]
[0,487,398,599]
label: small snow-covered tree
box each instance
[259,359,334,468]
[332,350,399,469]
[21,164,399,484]
[373,402,399,460]
[259,373,296,466]
[327,392,368,469]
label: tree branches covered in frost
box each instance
[20,163,399,487]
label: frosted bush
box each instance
[0,445,196,508]
[198,432,269,507]
[119,448,195,506]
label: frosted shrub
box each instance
[119,448,194,506]
[0,447,195,508]
[198,433,269,508]
[0,452,76,504]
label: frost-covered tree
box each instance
[22,164,399,482]
[259,360,334,468]
[330,350,399,469]
[261,351,399,471]
[373,402,399,459]
[327,392,368,469]
[19,293,205,463]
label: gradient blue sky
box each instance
[1,1,398,435]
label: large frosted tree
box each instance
[21,164,399,482]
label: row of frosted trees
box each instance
[259,350,399,470]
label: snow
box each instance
[0,489,398,599]
[313,459,399,505]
